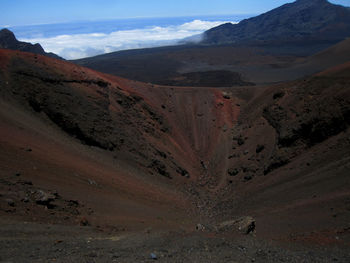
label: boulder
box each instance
[6,198,15,207]
[228,168,239,176]
[217,216,255,234]
[196,223,206,231]
[79,217,89,226]
[244,175,253,181]
[34,190,55,207]
[150,253,158,260]
[256,144,265,153]
[222,92,231,99]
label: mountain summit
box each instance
[0,28,62,59]
[202,0,350,45]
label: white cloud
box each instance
[19,20,236,60]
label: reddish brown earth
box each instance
[0,49,195,231]
[0,49,350,262]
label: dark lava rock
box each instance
[196,224,206,231]
[228,168,239,176]
[176,166,189,178]
[234,136,245,146]
[6,199,15,207]
[244,175,253,181]
[256,144,265,153]
[34,190,56,207]
[68,200,79,207]
[222,92,231,99]
[217,216,256,234]
[150,253,158,260]
[200,160,207,170]
[273,91,285,100]
[79,217,89,226]
[148,159,171,178]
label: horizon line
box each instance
[4,13,256,28]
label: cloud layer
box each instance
[19,20,235,59]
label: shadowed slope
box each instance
[210,62,350,241]
[202,0,350,45]
[0,49,196,230]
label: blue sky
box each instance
[3,0,350,59]
[2,0,350,26]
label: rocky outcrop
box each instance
[263,77,350,148]
[0,29,62,59]
[217,216,256,234]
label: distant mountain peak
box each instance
[0,28,62,60]
[296,0,327,2]
[201,0,350,46]
[294,0,329,6]
[296,0,326,2]
[0,28,15,36]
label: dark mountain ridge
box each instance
[75,0,350,87]
[202,0,350,45]
[0,28,62,59]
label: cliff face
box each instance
[0,28,62,59]
[202,0,350,45]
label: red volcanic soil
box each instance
[0,49,350,261]
[0,49,194,231]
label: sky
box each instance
[2,0,350,59]
[2,0,350,26]
[18,19,240,59]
